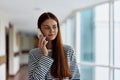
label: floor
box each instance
[8,65,28,80]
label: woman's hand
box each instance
[38,34,48,56]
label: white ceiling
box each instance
[0,0,109,34]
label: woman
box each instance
[29,12,80,80]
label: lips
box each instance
[48,34,56,40]
[49,34,54,36]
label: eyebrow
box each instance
[43,25,49,26]
[43,24,57,27]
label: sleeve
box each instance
[28,50,54,80]
[68,47,80,80]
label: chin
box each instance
[47,37,56,41]
[49,38,55,40]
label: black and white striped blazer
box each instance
[28,45,80,80]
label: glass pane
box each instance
[114,69,120,80]
[94,3,109,65]
[94,23,109,65]
[95,4,109,22]
[95,67,109,80]
[80,65,109,80]
[114,0,120,67]
[66,17,75,48]
[61,23,67,43]
[79,3,109,65]
[80,8,95,63]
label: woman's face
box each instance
[40,19,58,41]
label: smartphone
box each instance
[37,29,42,38]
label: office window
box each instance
[80,8,95,63]
[78,3,109,80]
[61,1,120,80]
[79,8,95,80]
[61,17,76,48]
[94,3,109,65]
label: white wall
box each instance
[9,27,20,75]
[20,34,34,65]
[0,15,9,80]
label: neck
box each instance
[46,40,52,49]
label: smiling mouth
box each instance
[49,34,55,36]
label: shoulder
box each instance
[63,44,75,56]
[63,44,74,52]
[29,48,42,57]
[29,48,40,54]
[63,45,76,62]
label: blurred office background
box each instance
[0,0,120,80]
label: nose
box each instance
[50,28,54,33]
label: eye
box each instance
[44,26,50,29]
[53,25,57,29]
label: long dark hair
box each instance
[37,12,71,79]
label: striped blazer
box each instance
[28,45,80,80]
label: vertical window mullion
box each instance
[109,0,114,80]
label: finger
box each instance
[43,40,48,47]
[39,34,43,41]
[38,36,42,48]
[43,39,46,45]
[44,41,48,47]
[39,34,44,46]
[41,37,46,47]
[39,35,44,48]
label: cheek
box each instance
[41,31,47,36]
[43,32,49,37]
[56,29,58,34]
